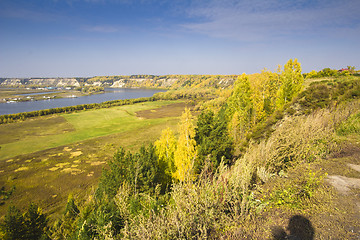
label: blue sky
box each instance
[0,0,359,77]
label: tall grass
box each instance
[112,100,360,239]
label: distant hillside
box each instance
[0,75,237,89]
[0,78,80,87]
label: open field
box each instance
[0,100,190,219]
[0,100,179,160]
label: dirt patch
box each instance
[326,154,360,195]
[245,140,360,239]
[135,102,194,119]
[348,163,360,172]
[327,175,360,194]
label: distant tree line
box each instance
[305,66,357,79]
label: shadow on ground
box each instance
[272,215,315,240]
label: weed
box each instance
[336,112,360,136]
[266,169,328,210]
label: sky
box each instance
[0,0,359,77]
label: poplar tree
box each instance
[227,73,254,139]
[155,127,177,180]
[276,59,304,108]
[173,108,197,182]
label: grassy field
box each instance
[0,100,189,219]
[0,100,178,160]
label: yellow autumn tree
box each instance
[276,58,304,108]
[173,108,197,182]
[250,69,281,121]
[227,73,254,140]
[155,127,177,177]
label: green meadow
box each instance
[0,100,178,161]
[0,100,189,218]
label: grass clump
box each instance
[265,168,328,210]
[337,112,360,136]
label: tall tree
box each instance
[173,108,197,182]
[227,73,254,140]
[195,108,233,173]
[155,127,177,185]
[276,59,304,108]
[1,203,48,240]
[98,145,162,198]
[1,206,27,239]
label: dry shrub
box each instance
[242,101,360,177]
[118,162,240,239]
[117,100,360,239]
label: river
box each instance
[0,88,165,115]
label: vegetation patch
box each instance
[14,167,29,172]
[337,112,360,136]
[61,168,84,175]
[63,147,72,152]
[135,101,192,119]
[48,167,60,172]
[90,161,105,166]
[0,99,183,220]
[2,62,360,239]
[0,100,178,161]
[70,151,82,158]
[0,115,75,145]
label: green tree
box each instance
[23,203,48,239]
[97,144,163,198]
[52,195,80,239]
[133,144,161,194]
[1,206,27,239]
[195,108,233,173]
[1,203,48,240]
[76,200,123,239]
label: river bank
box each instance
[0,88,165,115]
[0,87,101,104]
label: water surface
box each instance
[0,88,165,115]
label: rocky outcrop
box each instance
[0,78,23,86]
[159,78,178,88]
[29,78,80,87]
[110,79,126,88]
[0,78,80,87]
